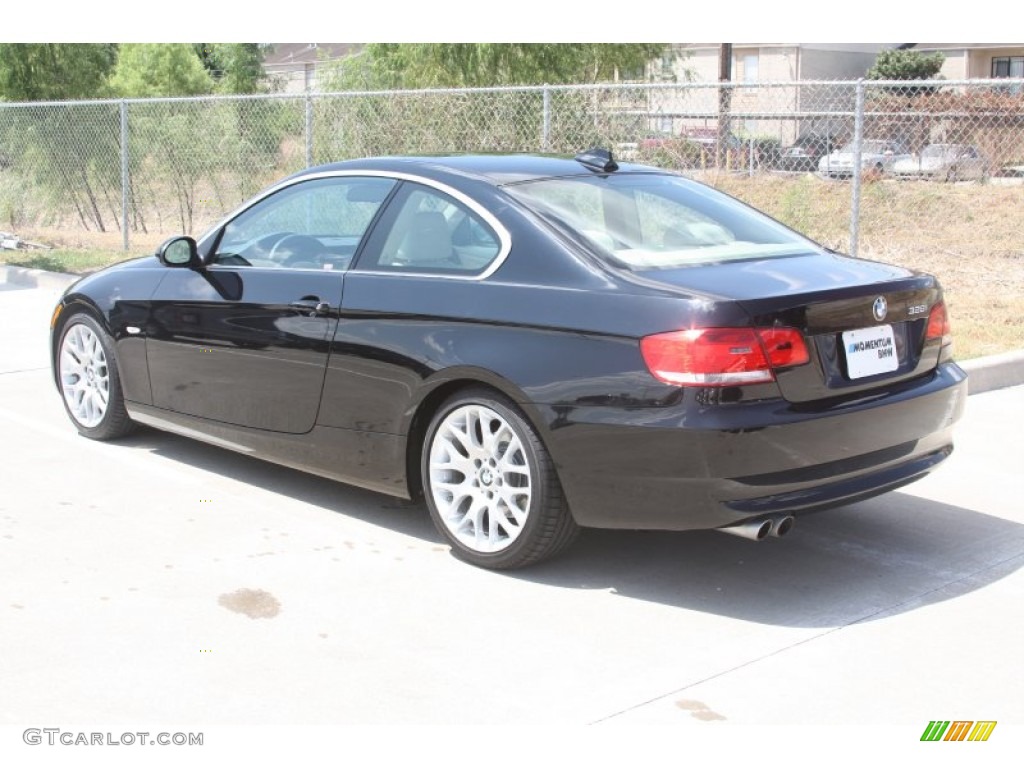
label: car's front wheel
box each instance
[57,313,134,440]
[422,389,578,569]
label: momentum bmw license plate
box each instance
[843,325,898,379]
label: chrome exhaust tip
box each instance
[769,514,795,538]
[717,518,773,541]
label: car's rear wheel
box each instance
[57,313,134,440]
[422,389,578,569]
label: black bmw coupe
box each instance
[50,149,967,569]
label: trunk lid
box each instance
[635,252,945,402]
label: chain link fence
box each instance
[0,79,1021,260]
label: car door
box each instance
[884,141,911,171]
[146,175,396,434]
[317,180,507,435]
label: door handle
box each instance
[289,297,331,317]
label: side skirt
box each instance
[126,402,411,499]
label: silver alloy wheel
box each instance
[59,323,110,428]
[428,404,532,553]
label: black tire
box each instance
[421,388,579,570]
[55,312,135,441]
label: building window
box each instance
[745,53,761,83]
[737,50,761,83]
[992,56,1024,78]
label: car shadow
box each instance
[523,500,1024,628]
[122,426,1024,629]
[121,426,441,540]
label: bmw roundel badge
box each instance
[873,296,888,322]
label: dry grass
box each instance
[0,227,166,275]
[11,226,166,254]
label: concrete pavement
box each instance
[1,275,1021,733]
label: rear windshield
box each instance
[505,173,819,269]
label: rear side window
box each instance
[356,183,502,276]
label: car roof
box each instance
[292,153,663,186]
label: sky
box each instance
[0,2,999,45]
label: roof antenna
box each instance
[575,147,619,173]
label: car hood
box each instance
[59,255,161,296]
[92,254,159,273]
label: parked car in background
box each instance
[892,144,990,182]
[818,139,912,178]
[637,129,743,153]
[777,133,841,172]
[678,126,744,153]
[637,128,750,169]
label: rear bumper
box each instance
[537,362,967,531]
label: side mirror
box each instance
[157,236,201,269]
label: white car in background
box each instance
[892,144,990,182]
[818,139,911,178]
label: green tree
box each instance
[108,45,214,233]
[313,44,675,165]
[0,45,121,232]
[324,43,671,90]
[194,43,218,73]
[868,49,945,81]
[109,44,213,98]
[0,44,117,101]
[195,43,266,94]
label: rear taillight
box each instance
[925,303,954,354]
[640,327,810,387]
[757,328,811,369]
[926,301,952,347]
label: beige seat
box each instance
[400,211,457,266]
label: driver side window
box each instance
[213,176,395,270]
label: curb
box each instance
[960,349,1024,396]
[2,263,1023,396]
[0,264,80,290]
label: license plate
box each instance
[843,325,898,379]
